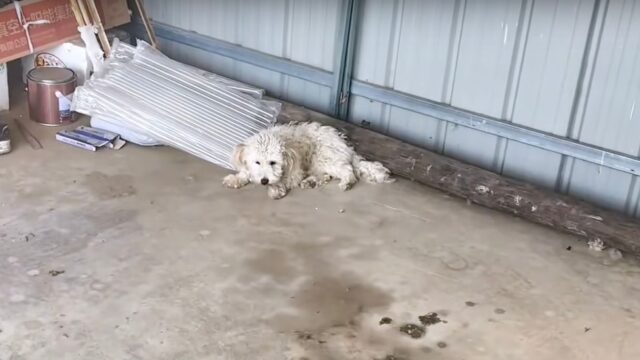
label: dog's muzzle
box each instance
[260,178,269,185]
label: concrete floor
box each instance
[1,94,640,360]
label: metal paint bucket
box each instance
[27,67,77,126]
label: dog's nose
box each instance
[260,178,269,185]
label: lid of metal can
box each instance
[27,67,76,84]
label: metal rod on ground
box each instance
[83,0,111,56]
[14,119,42,150]
[133,0,159,49]
[277,102,640,257]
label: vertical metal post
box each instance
[331,0,361,120]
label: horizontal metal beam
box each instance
[129,20,334,87]
[128,18,640,177]
[351,80,640,176]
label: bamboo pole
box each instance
[68,0,86,27]
[133,0,159,49]
[82,0,111,56]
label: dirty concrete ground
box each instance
[1,93,640,360]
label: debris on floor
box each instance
[379,317,393,325]
[418,312,443,326]
[398,323,425,339]
[27,269,40,276]
[72,41,280,169]
[48,270,65,277]
[608,248,623,261]
[588,238,605,252]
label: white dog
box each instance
[223,122,394,199]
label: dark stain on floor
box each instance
[84,172,136,200]
[272,274,393,332]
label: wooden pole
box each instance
[133,0,159,49]
[277,102,640,256]
[75,0,92,27]
[82,0,111,56]
[68,0,86,27]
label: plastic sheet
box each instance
[73,41,279,169]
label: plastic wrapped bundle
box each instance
[105,40,265,99]
[73,41,279,169]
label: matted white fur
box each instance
[223,122,394,199]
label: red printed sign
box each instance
[0,0,130,63]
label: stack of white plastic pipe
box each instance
[73,41,278,169]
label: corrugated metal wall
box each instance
[144,0,640,217]
[146,0,341,113]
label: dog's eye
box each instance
[255,161,260,165]
[269,161,276,166]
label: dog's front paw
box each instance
[223,174,247,189]
[268,185,288,199]
[300,176,318,189]
[338,181,354,191]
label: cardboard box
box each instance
[0,0,130,64]
[56,125,126,151]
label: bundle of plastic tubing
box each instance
[72,41,279,169]
[105,40,265,99]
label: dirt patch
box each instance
[84,172,136,200]
[49,269,65,276]
[271,274,393,332]
[398,324,425,339]
[418,312,442,326]
[379,317,393,325]
[465,301,476,307]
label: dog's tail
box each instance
[353,155,395,184]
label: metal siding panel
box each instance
[512,0,595,135]
[386,107,443,151]
[288,0,340,71]
[501,142,563,190]
[349,97,446,151]
[568,160,634,213]
[352,0,399,85]
[146,0,338,70]
[348,95,388,132]
[281,76,333,113]
[450,0,523,118]
[443,126,501,171]
[578,0,640,155]
[393,0,458,101]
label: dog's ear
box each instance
[231,144,246,170]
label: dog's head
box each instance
[232,132,297,186]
